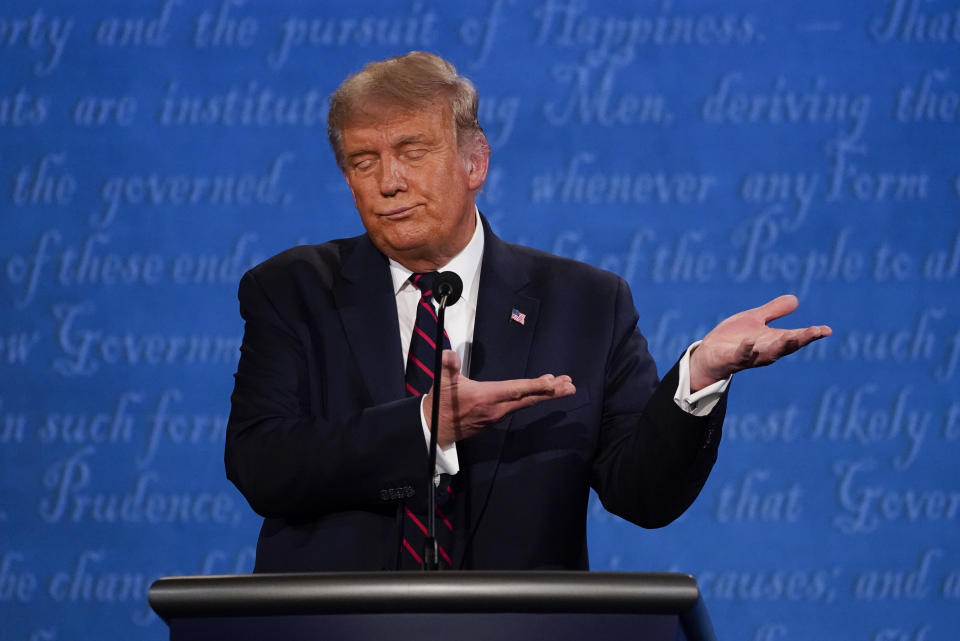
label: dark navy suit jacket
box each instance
[225,218,725,571]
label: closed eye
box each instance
[353,158,375,172]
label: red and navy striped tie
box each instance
[401,272,456,569]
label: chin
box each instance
[374,234,428,258]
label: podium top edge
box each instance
[148,571,701,620]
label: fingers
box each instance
[488,375,577,418]
[492,373,575,402]
[437,372,576,433]
[757,294,799,324]
[779,325,832,350]
[797,324,832,343]
[756,325,833,364]
[471,373,575,418]
[530,373,576,398]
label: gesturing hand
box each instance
[689,295,832,391]
[423,350,576,448]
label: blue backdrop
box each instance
[2,1,959,640]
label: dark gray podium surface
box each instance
[149,572,717,641]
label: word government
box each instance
[52,302,240,377]
[834,459,960,534]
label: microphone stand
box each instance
[422,291,447,571]
[422,272,461,571]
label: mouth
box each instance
[378,205,419,218]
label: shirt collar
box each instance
[388,209,485,303]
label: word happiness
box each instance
[534,0,759,66]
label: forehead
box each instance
[340,103,454,151]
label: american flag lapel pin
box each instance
[510,308,526,325]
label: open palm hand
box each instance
[689,295,832,391]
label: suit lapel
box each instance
[333,235,406,405]
[455,218,540,567]
[468,239,539,387]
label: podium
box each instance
[149,572,717,641]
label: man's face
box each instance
[340,104,488,272]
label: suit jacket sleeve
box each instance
[590,276,725,528]
[225,268,425,521]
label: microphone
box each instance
[433,271,463,306]
[423,271,461,571]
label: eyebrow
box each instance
[393,133,430,147]
[345,148,376,160]
[345,134,433,161]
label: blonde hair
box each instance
[327,51,487,170]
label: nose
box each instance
[378,156,406,196]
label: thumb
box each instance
[441,349,461,384]
[758,294,799,324]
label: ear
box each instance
[465,140,490,191]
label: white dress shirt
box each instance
[388,211,729,477]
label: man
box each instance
[225,52,830,572]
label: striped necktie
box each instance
[401,272,456,569]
